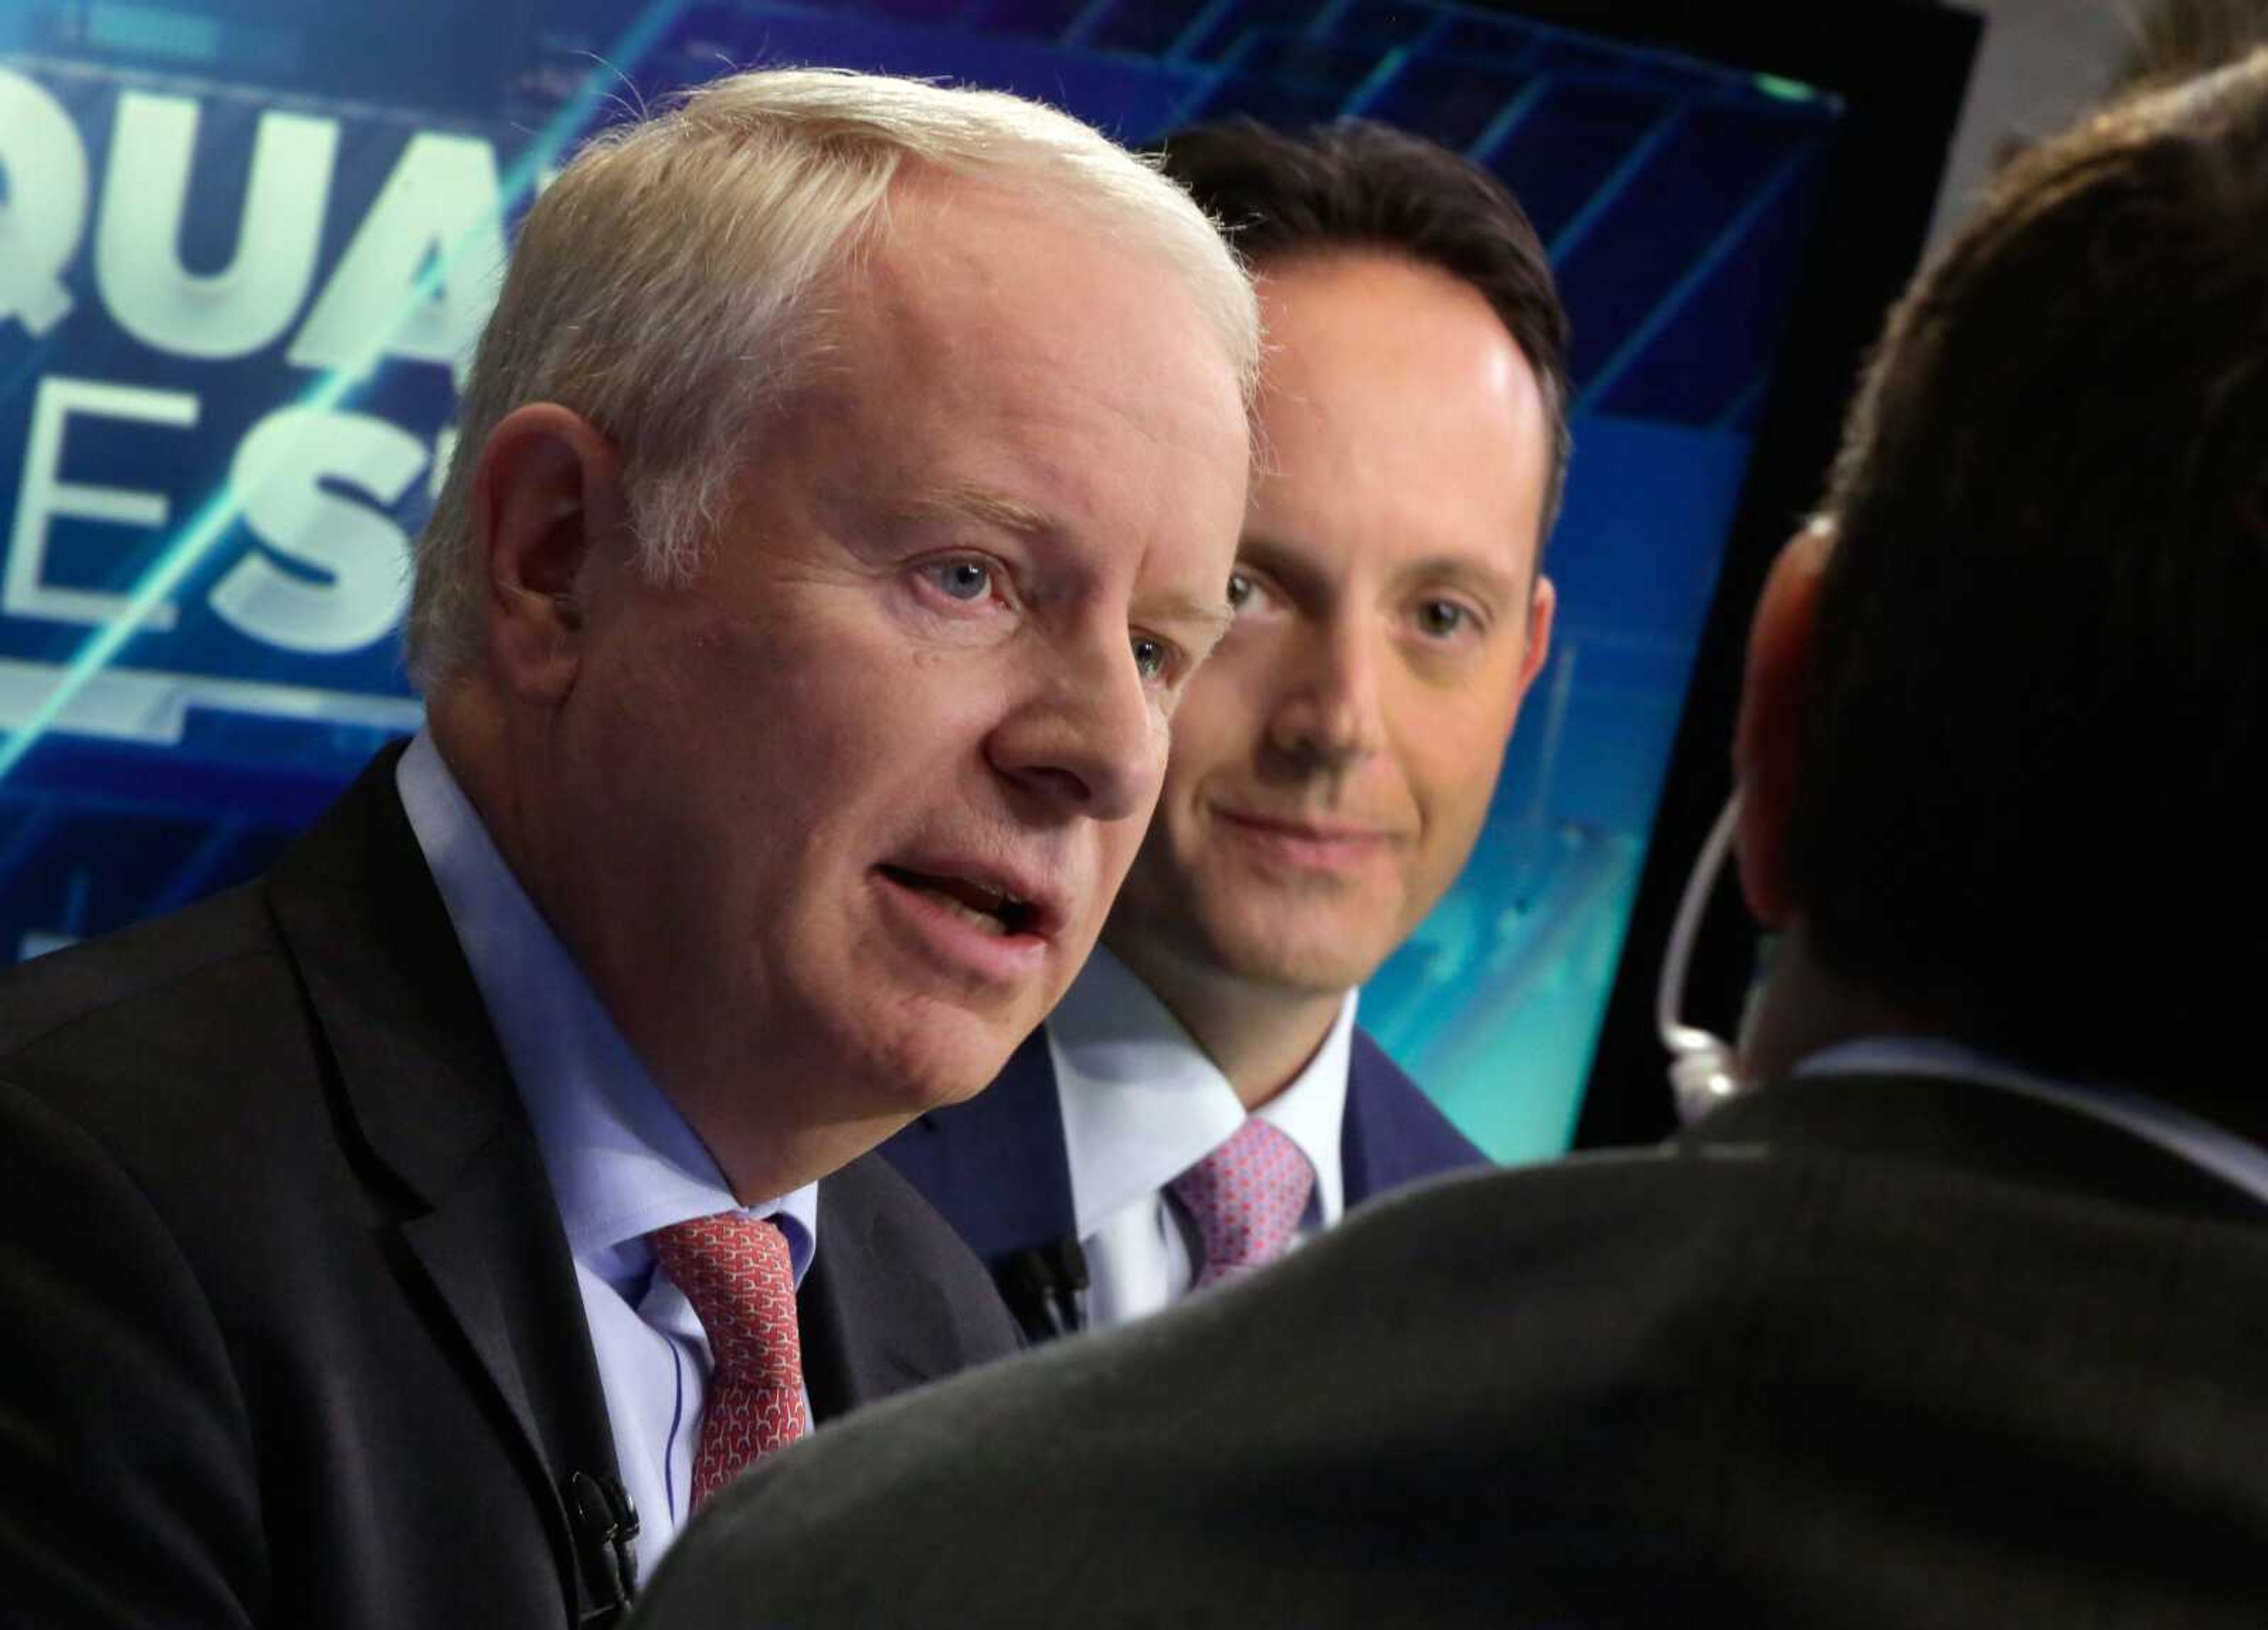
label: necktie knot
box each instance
[1168,1118,1316,1290]
[651,1212,805,1504]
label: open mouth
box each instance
[876,865,1038,938]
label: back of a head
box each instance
[1155,116,1572,533]
[2117,0,2268,94]
[1789,52,2268,1101]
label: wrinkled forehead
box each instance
[698,174,1247,602]
[835,175,1240,400]
[777,173,1249,492]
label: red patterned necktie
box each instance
[650,1213,806,1506]
[1167,1118,1317,1291]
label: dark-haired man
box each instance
[883,120,1569,1338]
[638,55,2268,1629]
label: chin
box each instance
[1208,923,1383,998]
[855,997,1032,1115]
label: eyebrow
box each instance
[894,486,1059,540]
[1240,534,1530,607]
[1393,553,1527,605]
[1145,588,1237,649]
[1235,535,1334,601]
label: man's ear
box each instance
[1513,572,1557,713]
[468,403,627,706]
[1733,521,1833,926]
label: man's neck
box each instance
[672,1089,914,1207]
[1107,941,1348,1111]
[1743,925,2268,1155]
[1735,924,1945,1085]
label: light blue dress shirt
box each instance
[1798,1036,2268,1207]
[395,731,819,1572]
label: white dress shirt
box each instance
[396,731,819,1570]
[1798,1036,2268,1207]
[1048,946,1357,1327]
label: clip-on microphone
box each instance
[997,1235,1090,1344]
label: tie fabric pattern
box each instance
[651,1213,806,1506]
[1168,1117,1317,1291]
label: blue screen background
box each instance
[0,0,1839,1161]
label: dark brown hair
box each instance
[2116,0,2268,93]
[1156,117,1572,533]
[1788,53,2268,1094]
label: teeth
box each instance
[882,864,1035,935]
[917,882,1009,935]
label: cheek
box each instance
[640,646,898,889]
[755,617,981,768]
[1093,814,1151,904]
[1404,717,1510,850]
[1164,663,1273,795]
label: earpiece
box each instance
[1656,793,1745,1124]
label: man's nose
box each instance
[1264,615,1387,775]
[986,626,1163,824]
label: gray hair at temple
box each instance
[407,68,1261,692]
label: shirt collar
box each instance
[394,731,819,1289]
[1046,945,1353,1234]
[1796,1035,2268,1208]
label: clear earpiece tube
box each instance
[1656,793,1745,1124]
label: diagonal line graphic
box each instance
[1575,139,1821,415]
[0,0,691,784]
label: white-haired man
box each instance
[0,70,1255,1629]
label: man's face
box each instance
[539,178,1249,1132]
[1105,251,1555,999]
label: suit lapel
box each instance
[263,748,623,1613]
[877,1032,1076,1261]
[393,1136,607,1501]
[1341,1028,1488,1204]
[800,1154,986,1418]
[1341,1041,1386,1207]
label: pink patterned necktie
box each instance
[1168,1117,1317,1290]
[650,1214,806,1507]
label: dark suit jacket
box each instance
[880,1020,1488,1339]
[636,1070,2268,1629]
[0,750,1019,1629]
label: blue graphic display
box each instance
[0,0,1840,1162]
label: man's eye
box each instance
[1226,570,1273,617]
[1132,635,1170,681]
[1416,599,1473,638]
[926,560,993,602]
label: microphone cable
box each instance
[1655,793,1745,1125]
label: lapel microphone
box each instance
[997,1236,1090,1343]
[564,1470,640,1624]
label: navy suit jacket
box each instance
[881,1018,1488,1339]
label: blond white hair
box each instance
[406,67,1259,691]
